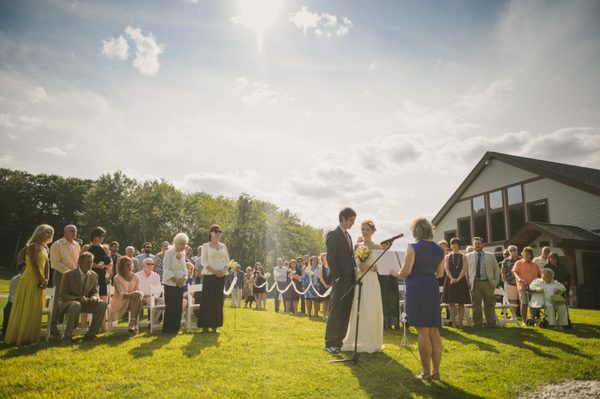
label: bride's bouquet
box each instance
[355,245,373,265]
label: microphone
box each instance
[381,233,404,246]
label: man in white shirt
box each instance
[273,258,288,313]
[49,225,81,339]
[136,258,163,324]
[125,246,139,273]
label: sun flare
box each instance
[235,0,282,52]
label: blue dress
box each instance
[406,240,444,328]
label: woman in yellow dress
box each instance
[4,224,53,345]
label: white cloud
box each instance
[0,113,42,130]
[38,147,67,156]
[100,35,129,60]
[28,86,48,104]
[289,7,353,38]
[176,170,260,197]
[242,83,279,106]
[0,154,13,166]
[124,26,165,76]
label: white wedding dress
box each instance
[341,244,384,353]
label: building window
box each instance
[508,206,525,236]
[473,195,485,213]
[457,218,471,245]
[472,195,487,242]
[444,230,456,244]
[473,215,487,242]
[489,190,503,210]
[528,199,549,223]
[507,185,523,206]
[490,211,506,242]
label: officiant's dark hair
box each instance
[339,207,356,222]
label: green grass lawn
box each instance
[0,280,598,398]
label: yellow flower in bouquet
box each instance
[355,245,372,263]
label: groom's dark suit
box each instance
[325,225,357,348]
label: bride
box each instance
[341,219,384,353]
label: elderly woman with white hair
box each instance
[162,233,189,334]
[529,268,568,329]
[197,224,230,333]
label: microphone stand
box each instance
[330,236,401,371]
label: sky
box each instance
[1,0,599,246]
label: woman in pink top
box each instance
[512,247,541,325]
[109,256,143,336]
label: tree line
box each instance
[0,168,325,270]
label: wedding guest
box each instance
[285,259,301,314]
[528,268,568,329]
[136,258,163,324]
[182,262,195,315]
[49,224,80,339]
[378,241,400,331]
[302,256,321,318]
[437,239,450,322]
[136,242,155,271]
[243,267,255,308]
[60,252,108,340]
[318,253,331,319]
[153,241,170,280]
[197,225,229,333]
[512,246,541,325]
[124,246,140,273]
[2,262,25,340]
[441,238,471,329]
[545,252,571,307]
[109,256,143,336]
[500,245,521,321]
[398,217,444,380]
[4,224,53,345]
[185,245,194,263]
[466,237,501,328]
[230,263,244,308]
[253,263,267,311]
[109,241,120,270]
[273,258,287,313]
[297,256,307,314]
[533,246,551,273]
[88,227,112,303]
[162,233,189,334]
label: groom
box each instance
[324,207,357,354]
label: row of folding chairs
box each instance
[41,283,205,338]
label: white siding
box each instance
[461,159,538,199]
[434,199,470,242]
[524,178,600,231]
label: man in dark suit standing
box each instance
[324,207,357,354]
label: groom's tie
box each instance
[344,230,352,251]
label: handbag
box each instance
[551,294,565,306]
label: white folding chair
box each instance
[149,285,165,334]
[41,287,55,340]
[186,284,202,332]
[495,287,519,326]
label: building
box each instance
[432,151,600,308]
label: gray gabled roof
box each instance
[509,222,600,247]
[432,151,600,225]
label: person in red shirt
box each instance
[512,247,541,324]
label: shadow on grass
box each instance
[440,328,500,353]
[562,323,600,339]
[129,334,175,359]
[182,332,219,358]
[0,340,52,359]
[454,325,590,359]
[340,350,484,399]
